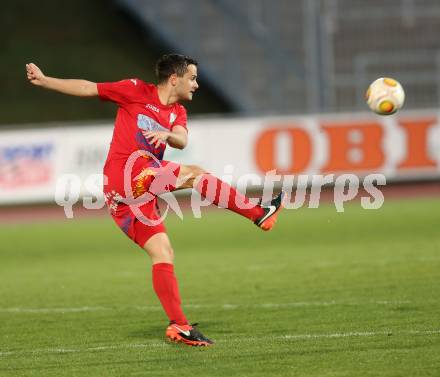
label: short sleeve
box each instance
[97,78,142,105]
[171,105,188,132]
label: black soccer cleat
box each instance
[166,323,214,347]
[254,191,285,231]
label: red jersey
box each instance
[97,79,187,168]
[97,79,185,244]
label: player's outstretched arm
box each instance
[26,63,98,97]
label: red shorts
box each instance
[103,157,181,247]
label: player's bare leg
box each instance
[143,232,174,264]
[177,164,285,231]
[143,232,214,346]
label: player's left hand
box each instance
[142,130,170,148]
[26,63,46,86]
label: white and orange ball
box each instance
[365,77,405,115]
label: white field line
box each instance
[0,306,111,314]
[0,329,439,357]
[0,300,412,314]
[0,342,166,357]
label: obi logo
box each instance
[0,143,55,188]
[254,117,438,174]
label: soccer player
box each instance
[26,54,284,347]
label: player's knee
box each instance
[157,242,174,261]
[189,165,207,180]
[144,239,174,263]
[181,165,207,187]
[165,244,175,262]
[148,245,174,263]
[160,244,174,262]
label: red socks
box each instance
[195,173,264,221]
[152,263,188,325]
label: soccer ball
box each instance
[365,77,405,115]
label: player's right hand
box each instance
[26,63,45,86]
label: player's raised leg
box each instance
[142,232,214,346]
[177,164,285,231]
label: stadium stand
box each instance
[117,0,440,114]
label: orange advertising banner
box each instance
[249,113,439,180]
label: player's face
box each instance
[176,64,199,101]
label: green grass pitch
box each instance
[1,198,439,376]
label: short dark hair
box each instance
[155,54,198,83]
